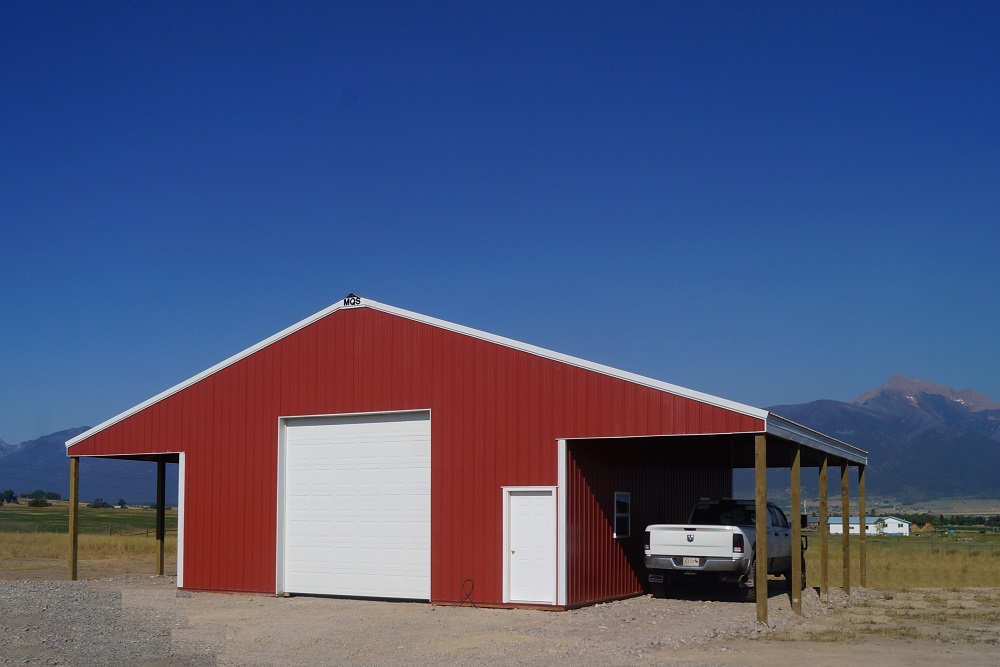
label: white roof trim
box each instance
[67,294,769,448]
[765,413,868,464]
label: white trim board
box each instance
[556,440,568,607]
[177,452,186,588]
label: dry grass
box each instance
[0,532,178,561]
[806,534,1000,588]
[793,624,925,642]
[773,588,1000,645]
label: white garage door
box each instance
[282,411,430,599]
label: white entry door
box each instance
[504,488,557,604]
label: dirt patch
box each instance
[2,573,998,666]
[0,558,176,581]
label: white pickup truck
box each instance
[644,499,804,602]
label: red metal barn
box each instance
[66,296,864,608]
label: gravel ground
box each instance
[0,577,818,667]
[0,579,209,666]
[2,576,996,667]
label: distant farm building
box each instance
[829,516,912,536]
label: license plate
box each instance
[682,557,700,567]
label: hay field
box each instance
[0,503,178,578]
[805,532,1000,588]
[3,504,998,589]
[0,531,178,560]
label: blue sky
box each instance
[2,2,999,445]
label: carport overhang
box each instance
[67,452,181,583]
[761,412,869,623]
[557,411,868,621]
[765,412,866,466]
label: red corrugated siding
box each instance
[565,440,732,605]
[68,306,763,601]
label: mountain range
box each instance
[769,374,1000,501]
[0,427,179,505]
[1,374,998,504]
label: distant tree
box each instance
[20,489,61,501]
[27,497,51,507]
[0,490,17,504]
[87,498,112,509]
[117,498,128,508]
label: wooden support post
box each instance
[790,443,802,614]
[754,434,768,625]
[841,461,851,594]
[858,464,867,588]
[818,455,828,601]
[68,457,79,581]
[156,460,166,576]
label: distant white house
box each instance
[878,517,912,536]
[829,516,912,536]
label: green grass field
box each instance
[0,501,177,535]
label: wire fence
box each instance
[0,524,178,536]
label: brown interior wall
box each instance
[567,439,733,606]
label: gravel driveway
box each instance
[2,576,997,667]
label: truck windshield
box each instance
[690,505,755,526]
